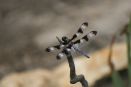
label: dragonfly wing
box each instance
[70,22,88,41]
[73,38,85,44]
[72,45,90,58]
[46,45,63,52]
[73,31,97,44]
[82,31,97,41]
[56,52,65,60]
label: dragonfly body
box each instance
[46,22,97,59]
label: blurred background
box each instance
[0,0,131,87]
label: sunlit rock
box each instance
[0,69,59,87]
[53,43,127,87]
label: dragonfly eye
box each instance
[62,36,67,40]
[62,36,69,43]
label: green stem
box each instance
[112,71,125,87]
[126,28,131,87]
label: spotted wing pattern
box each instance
[73,31,97,44]
[46,45,64,52]
[70,22,88,41]
[45,22,97,59]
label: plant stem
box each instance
[66,51,88,87]
[126,28,131,87]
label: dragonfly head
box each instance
[62,36,69,44]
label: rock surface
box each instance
[54,43,127,87]
[0,69,59,87]
[0,43,127,87]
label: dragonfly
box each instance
[45,22,97,59]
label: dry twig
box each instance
[65,50,88,87]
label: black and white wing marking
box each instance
[70,22,88,41]
[46,44,65,52]
[72,45,90,58]
[73,31,97,44]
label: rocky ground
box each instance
[0,43,127,87]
